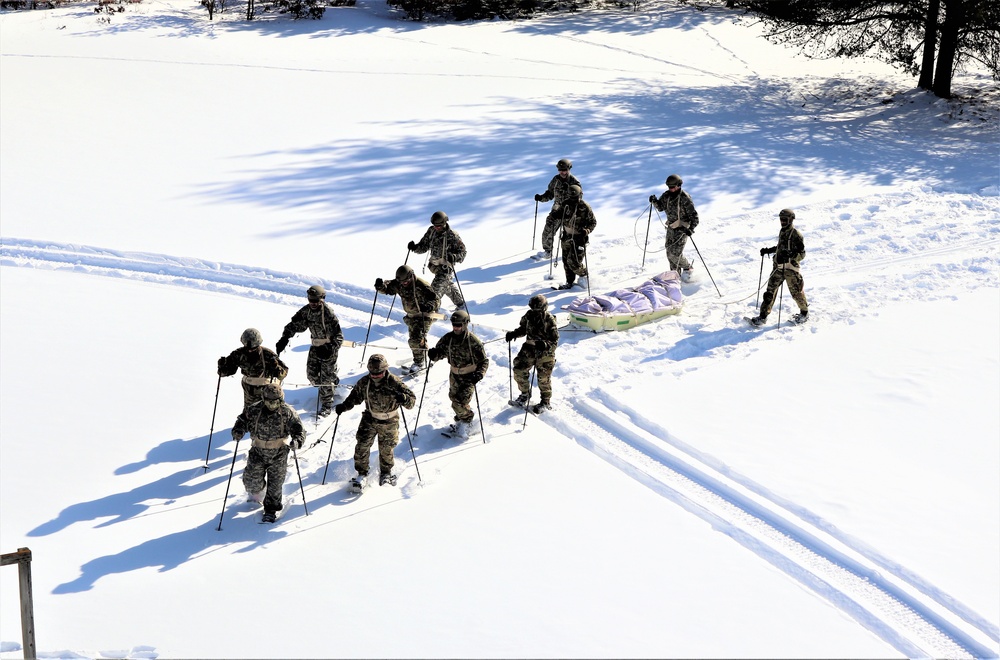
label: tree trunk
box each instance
[933,0,965,98]
[918,0,939,89]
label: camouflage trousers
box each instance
[307,346,339,407]
[448,373,477,423]
[561,233,588,284]
[242,445,289,514]
[541,209,563,253]
[760,267,808,317]
[513,347,556,404]
[353,412,400,477]
[665,228,692,271]
[404,315,433,366]
[428,263,464,308]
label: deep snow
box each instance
[1,0,998,657]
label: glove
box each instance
[427,347,442,362]
[680,227,692,236]
[420,303,435,314]
[505,330,517,342]
[217,357,227,375]
[648,194,657,204]
[776,250,789,264]
[232,430,241,442]
[375,277,384,290]
[471,373,483,384]
[275,336,289,355]
[289,437,304,451]
[334,403,347,416]
[534,193,544,202]
[394,391,407,404]
[407,240,417,251]
[760,247,776,257]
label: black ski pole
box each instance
[641,202,653,268]
[360,289,378,365]
[452,267,469,318]
[522,367,537,429]
[473,383,486,443]
[290,443,309,516]
[385,249,411,321]
[531,200,539,251]
[412,359,433,437]
[216,437,241,531]
[777,274,786,326]
[508,341,513,402]
[204,373,222,470]
[583,244,592,297]
[398,408,422,482]
[549,227,562,280]
[756,254,765,310]
[687,233,722,298]
[321,413,341,485]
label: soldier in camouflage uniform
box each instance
[427,309,489,438]
[533,158,583,259]
[231,384,305,523]
[217,328,289,412]
[505,294,559,414]
[407,211,467,310]
[749,209,809,326]
[335,354,416,487]
[555,185,597,290]
[275,285,344,417]
[375,265,440,375]
[649,174,700,281]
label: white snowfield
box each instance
[1,0,998,658]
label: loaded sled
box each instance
[562,271,683,332]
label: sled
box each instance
[562,271,683,332]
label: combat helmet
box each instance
[395,265,414,282]
[450,309,470,326]
[367,354,389,376]
[431,211,449,226]
[556,158,573,171]
[666,174,683,188]
[566,184,582,199]
[262,384,284,410]
[241,328,263,349]
[528,294,548,311]
[779,208,796,222]
[307,284,326,301]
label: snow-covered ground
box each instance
[1,0,998,657]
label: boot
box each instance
[748,315,767,327]
[379,472,397,486]
[512,392,529,407]
[792,310,809,324]
[531,400,551,415]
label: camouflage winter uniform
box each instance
[538,172,583,253]
[652,189,699,272]
[218,346,288,411]
[760,225,808,317]
[232,401,305,516]
[411,224,467,308]
[376,276,440,367]
[279,302,344,409]
[559,198,598,286]
[428,330,489,424]
[509,309,559,405]
[338,373,416,478]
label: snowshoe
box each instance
[531,401,551,415]
[553,282,575,290]
[260,511,277,524]
[791,311,809,324]
[745,316,766,327]
[406,362,423,375]
[350,475,366,494]
[443,421,471,439]
[317,404,334,418]
[509,393,529,408]
[681,267,694,283]
[532,250,552,262]
[379,472,398,487]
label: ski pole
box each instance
[412,359,433,437]
[216,437,241,531]
[290,443,309,516]
[321,413,341,485]
[315,392,321,429]
[473,382,486,443]
[360,289,378,365]
[522,367,537,429]
[756,254,765,310]
[583,244,592,297]
[531,200,539,251]
[641,202,653,268]
[385,249,411,321]
[398,408,423,482]
[204,373,222,470]
[686,233,722,298]
[549,227,562,280]
[452,267,469,319]
[777,274,786,326]
[508,341,513,402]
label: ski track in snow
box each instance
[3,190,999,658]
